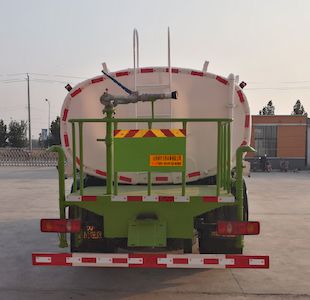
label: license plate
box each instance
[83,225,102,240]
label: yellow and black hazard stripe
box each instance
[113,129,186,138]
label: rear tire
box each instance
[199,234,243,254]
[198,206,243,254]
[183,239,193,253]
[198,181,249,254]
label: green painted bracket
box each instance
[236,145,255,211]
[48,145,68,248]
[235,145,255,249]
[128,218,166,247]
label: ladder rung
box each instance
[136,84,170,88]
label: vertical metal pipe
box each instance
[151,101,155,119]
[235,146,255,250]
[225,123,229,190]
[44,99,51,147]
[147,172,151,196]
[181,172,186,196]
[147,120,152,195]
[27,73,32,151]
[114,171,118,195]
[113,122,118,195]
[223,124,227,189]
[78,122,84,195]
[236,146,255,221]
[228,73,235,120]
[168,27,172,91]
[235,147,244,250]
[49,146,68,248]
[57,148,67,248]
[133,28,139,91]
[227,122,231,192]
[221,123,225,188]
[105,111,113,194]
[72,122,77,192]
[217,122,221,196]
[182,121,187,196]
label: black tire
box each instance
[198,181,249,254]
[198,206,242,254]
[69,206,81,252]
[183,239,193,253]
[199,234,243,254]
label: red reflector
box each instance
[217,221,260,235]
[81,257,96,263]
[173,258,188,264]
[40,219,81,233]
[112,258,128,264]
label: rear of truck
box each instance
[32,111,269,269]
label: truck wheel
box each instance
[183,239,193,253]
[198,232,243,254]
[69,206,80,252]
[198,207,243,255]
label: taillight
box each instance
[40,219,81,233]
[217,221,260,235]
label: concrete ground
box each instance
[0,167,309,300]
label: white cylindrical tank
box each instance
[60,67,250,184]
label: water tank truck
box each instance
[32,29,269,269]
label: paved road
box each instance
[0,167,309,299]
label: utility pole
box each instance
[45,99,50,147]
[27,73,32,151]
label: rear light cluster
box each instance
[217,221,260,235]
[40,219,81,233]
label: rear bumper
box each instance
[32,253,269,269]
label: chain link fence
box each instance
[0,148,58,167]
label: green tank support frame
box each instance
[49,107,254,249]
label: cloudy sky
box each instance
[1,0,309,137]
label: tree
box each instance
[0,119,8,147]
[49,116,61,145]
[291,100,307,115]
[7,120,27,148]
[259,100,275,115]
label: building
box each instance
[246,115,310,170]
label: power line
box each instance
[28,73,49,76]
[247,86,310,91]
[53,74,88,79]
[248,80,310,84]
[0,72,88,80]
[0,79,26,83]
[31,78,70,84]
[5,73,27,76]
